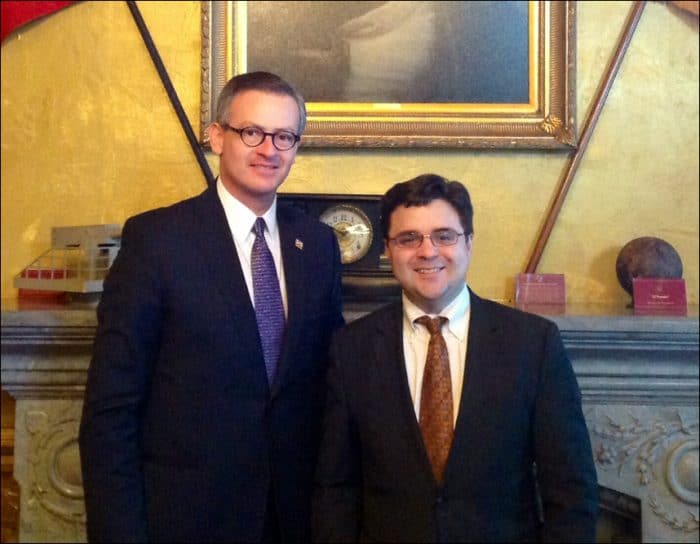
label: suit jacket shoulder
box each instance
[120,187,221,246]
[470,292,559,333]
[277,199,330,231]
[335,302,401,338]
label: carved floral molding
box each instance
[24,402,85,531]
[589,410,699,533]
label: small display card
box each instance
[633,278,687,316]
[515,273,566,314]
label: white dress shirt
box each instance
[402,285,470,426]
[216,179,288,317]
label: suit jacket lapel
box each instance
[448,291,500,474]
[374,303,438,483]
[192,187,266,376]
[193,187,257,322]
[270,207,306,397]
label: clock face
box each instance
[319,204,374,264]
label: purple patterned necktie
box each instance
[251,217,285,384]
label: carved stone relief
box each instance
[587,406,699,540]
[15,400,86,542]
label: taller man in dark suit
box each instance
[313,174,598,542]
[79,72,344,543]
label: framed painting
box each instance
[201,1,576,149]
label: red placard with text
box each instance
[515,273,566,314]
[633,278,687,316]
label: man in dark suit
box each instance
[79,72,344,543]
[313,174,598,542]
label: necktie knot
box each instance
[253,217,267,238]
[416,315,448,336]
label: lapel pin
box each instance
[295,239,304,250]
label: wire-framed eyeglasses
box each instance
[221,124,300,151]
[388,228,466,249]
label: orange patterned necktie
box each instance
[416,315,454,484]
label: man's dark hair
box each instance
[215,71,307,133]
[380,173,474,239]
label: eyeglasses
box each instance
[221,124,300,151]
[388,229,466,249]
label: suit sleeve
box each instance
[312,334,361,542]
[534,322,598,543]
[78,216,161,542]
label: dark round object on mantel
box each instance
[615,237,683,296]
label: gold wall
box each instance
[1,1,698,305]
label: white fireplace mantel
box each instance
[2,300,698,542]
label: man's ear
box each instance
[209,123,224,155]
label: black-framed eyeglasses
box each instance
[388,229,466,249]
[221,124,300,151]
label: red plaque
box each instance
[515,273,566,313]
[633,278,687,316]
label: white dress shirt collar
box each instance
[216,178,279,242]
[402,284,470,341]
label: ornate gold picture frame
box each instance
[201,1,576,149]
